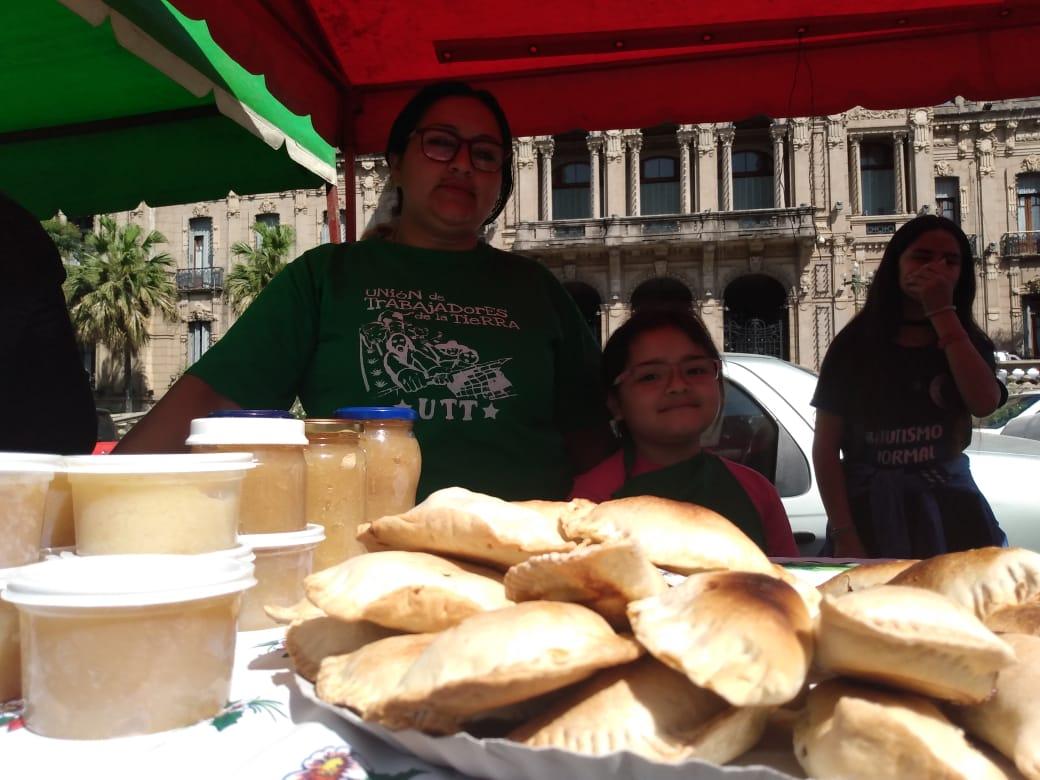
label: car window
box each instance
[975,395,1040,429]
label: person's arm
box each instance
[114,375,240,453]
[564,424,616,475]
[812,410,866,558]
[927,308,1002,416]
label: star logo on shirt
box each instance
[482,403,499,420]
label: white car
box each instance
[715,353,1040,554]
[975,390,1040,434]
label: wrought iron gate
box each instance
[723,317,784,358]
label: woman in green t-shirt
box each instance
[117,82,612,501]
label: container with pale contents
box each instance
[64,453,253,555]
[333,407,421,522]
[303,419,367,569]
[2,554,256,738]
[40,468,75,549]
[238,524,324,630]
[187,410,308,534]
[0,453,59,568]
[0,562,36,703]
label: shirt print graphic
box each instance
[360,288,517,414]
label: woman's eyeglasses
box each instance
[411,127,506,172]
[614,357,721,388]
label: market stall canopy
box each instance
[1,0,336,219]
[167,0,1040,155]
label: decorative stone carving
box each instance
[1022,155,1040,173]
[814,264,830,296]
[513,137,535,169]
[191,204,210,218]
[586,132,604,218]
[717,125,735,211]
[604,130,624,163]
[676,125,695,213]
[790,118,810,151]
[258,200,278,214]
[814,305,833,369]
[826,115,845,149]
[226,192,240,218]
[1005,120,1019,155]
[623,130,643,217]
[957,123,973,159]
[976,137,995,176]
[979,121,997,135]
[533,136,555,221]
[910,109,932,152]
[846,107,904,121]
[934,161,953,176]
[696,124,716,157]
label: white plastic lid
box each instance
[185,417,308,446]
[63,452,256,475]
[0,452,62,475]
[239,523,326,552]
[194,544,256,565]
[1,555,256,609]
[0,562,39,591]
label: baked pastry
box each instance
[305,550,512,632]
[316,634,439,721]
[770,564,822,620]
[560,495,773,575]
[816,560,917,599]
[377,601,642,731]
[793,679,1007,780]
[503,539,667,625]
[511,498,596,526]
[287,616,398,682]
[264,597,325,625]
[356,487,575,569]
[953,632,1040,780]
[815,585,1016,703]
[985,603,1040,636]
[627,570,812,706]
[889,547,1040,621]
[508,657,770,764]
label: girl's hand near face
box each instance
[903,262,956,313]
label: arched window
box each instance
[641,156,680,215]
[732,150,773,210]
[552,162,591,220]
[860,141,895,216]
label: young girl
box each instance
[812,215,1007,559]
[571,308,799,557]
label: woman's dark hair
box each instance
[857,214,984,344]
[602,309,722,389]
[385,81,514,226]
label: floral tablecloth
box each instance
[1,627,467,780]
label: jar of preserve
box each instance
[303,419,367,570]
[333,407,421,522]
[186,410,307,534]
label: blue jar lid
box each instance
[207,409,296,419]
[333,406,417,422]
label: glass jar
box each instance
[334,407,421,522]
[186,410,307,534]
[303,419,367,570]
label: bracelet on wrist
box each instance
[924,304,957,318]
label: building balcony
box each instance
[175,266,224,293]
[1001,231,1040,259]
[511,206,817,252]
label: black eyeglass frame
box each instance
[409,127,509,173]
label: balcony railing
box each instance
[176,267,224,292]
[512,206,817,250]
[1001,231,1040,258]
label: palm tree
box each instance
[225,222,296,314]
[64,216,177,412]
[42,218,86,263]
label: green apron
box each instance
[612,443,768,551]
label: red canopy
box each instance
[167,0,1040,154]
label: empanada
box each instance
[770,564,822,620]
[817,559,917,599]
[986,603,1040,636]
[357,487,575,569]
[793,679,1007,780]
[305,550,512,632]
[889,547,1040,621]
[511,498,596,526]
[264,597,325,625]
[815,585,1016,703]
[954,633,1040,780]
[508,657,769,764]
[627,570,812,706]
[377,601,642,731]
[503,539,667,625]
[287,616,398,681]
[560,495,773,575]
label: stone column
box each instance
[789,118,811,208]
[512,137,538,223]
[695,124,718,212]
[849,134,862,215]
[718,124,735,211]
[623,129,643,216]
[677,125,696,213]
[909,109,934,214]
[604,130,626,218]
[586,132,604,219]
[893,132,907,214]
[770,120,788,208]
[533,136,555,221]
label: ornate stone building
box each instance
[101,97,1040,408]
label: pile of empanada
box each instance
[274,487,1040,779]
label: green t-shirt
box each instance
[188,239,607,501]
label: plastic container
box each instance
[64,453,253,555]
[187,411,308,534]
[40,467,75,549]
[334,407,421,522]
[304,419,367,570]
[2,554,255,738]
[237,524,324,630]
[0,453,59,568]
[0,563,35,702]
